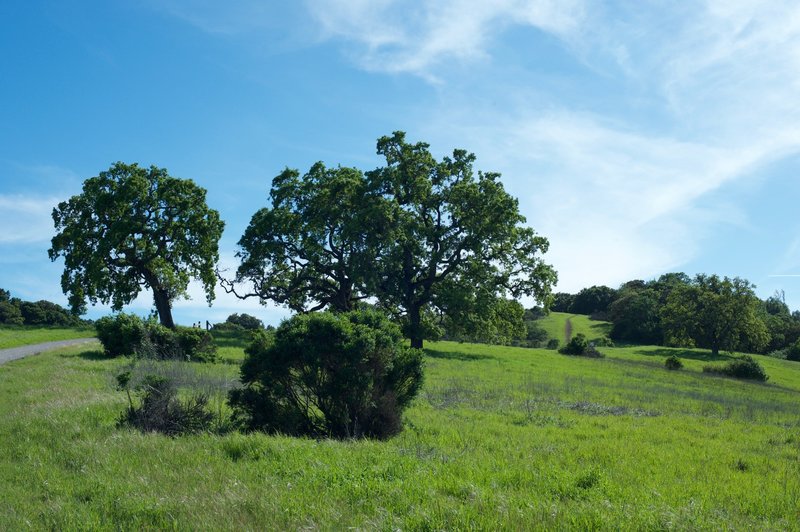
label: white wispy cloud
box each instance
[0,195,59,244]
[305,0,585,78]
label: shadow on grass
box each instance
[59,349,109,361]
[424,349,493,362]
[634,348,736,362]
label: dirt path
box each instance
[564,318,573,344]
[0,338,99,366]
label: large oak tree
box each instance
[660,274,768,356]
[232,133,556,348]
[49,162,224,328]
[366,132,556,347]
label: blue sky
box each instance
[3,0,800,326]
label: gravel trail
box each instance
[0,338,99,365]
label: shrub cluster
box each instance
[96,313,217,362]
[229,310,424,439]
[558,333,605,358]
[664,355,683,370]
[702,355,768,381]
[116,373,214,436]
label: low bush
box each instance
[96,314,217,362]
[117,373,214,436]
[664,355,683,370]
[786,341,800,362]
[546,338,560,350]
[559,333,588,355]
[96,313,146,357]
[703,355,768,381]
[559,334,605,358]
[229,310,424,440]
[591,336,615,347]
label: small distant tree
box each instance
[661,274,768,357]
[225,313,263,330]
[50,163,225,328]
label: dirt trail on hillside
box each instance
[564,318,573,344]
[0,338,99,366]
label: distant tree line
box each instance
[0,288,86,328]
[551,273,800,359]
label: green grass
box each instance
[0,325,95,349]
[1,336,799,529]
[537,311,612,343]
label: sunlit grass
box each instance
[537,312,612,343]
[0,336,798,529]
[0,325,95,349]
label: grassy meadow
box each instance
[0,326,95,349]
[537,311,612,343]
[1,329,799,529]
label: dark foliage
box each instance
[96,313,217,362]
[702,355,768,381]
[664,355,683,370]
[225,313,264,330]
[117,375,214,436]
[550,292,575,313]
[546,338,560,350]
[0,289,85,327]
[229,310,424,440]
[570,285,618,315]
[0,301,24,326]
[559,333,589,355]
[558,333,605,357]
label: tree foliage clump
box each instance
[225,313,264,330]
[702,355,768,382]
[0,288,85,327]
[50,162,224,329]
[661,275,768,357]
[558,333,604,357]
[96,313,217,362]
[230,132,556,348]
[229,309,424,440]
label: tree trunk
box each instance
[408,304,424,349]
[152,287,175,329]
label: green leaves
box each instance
[232,132,556,348]
[50,162,224,327]
[661,274,768,356]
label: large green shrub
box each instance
[558,333,604,358]
[703,355,768,381]
[229,310,424,439]
[96,313,146,357]
[95,313,217,362]
[559,333,589,355]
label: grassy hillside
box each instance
[537,312,612,343]
[0,326,95,349]
[0,338,798,529]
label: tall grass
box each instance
[0,337,798,529]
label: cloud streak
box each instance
[0,195,58,244]
[305,0,585,78]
